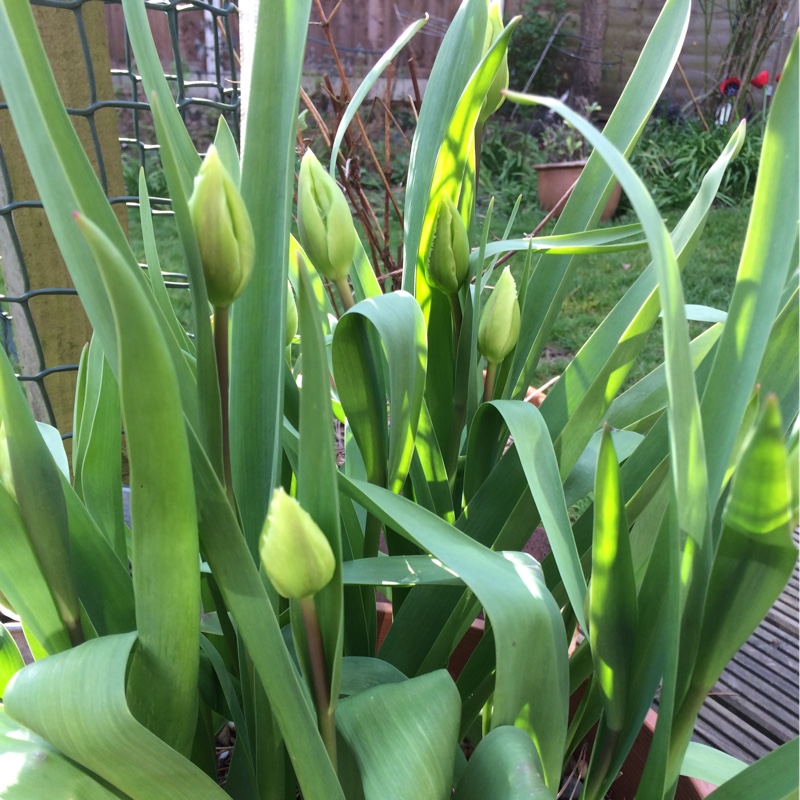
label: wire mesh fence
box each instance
[0,0,240,434]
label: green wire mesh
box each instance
[0,0,240,430]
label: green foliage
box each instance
[627,117,765,209]
[505,0,571,97]
[0,1,796,799]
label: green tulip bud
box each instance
[427,194,470,295]
[479,2,509,124]
[478,266,520,364]
[188,145,255,308]
[285,281,298,347]
[297,149,356,282]
[259,488,335,600]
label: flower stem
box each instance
[300,596,337,770]
[213,305,233,503]
[483,361,498,404]
[334,277,355,313]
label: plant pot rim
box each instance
[533,160,588,170]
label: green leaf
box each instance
[342,555,464,587]
[333,292,428,494]
[231,0,313,548]
[336,670,460,800]
[0,351,81,649]
[0,624,24,698]
[705,739,799,800]
[452,726,553,800]
[75,214,199,756]
[700,36,800,509]
[329,15,428,177]
[402,0,488,293]
[0,709,124,799]
[336,476,568,791]
[680,743,746,786]
[589,428,637,734]
[4,633,227,799]
[465,401,587,633]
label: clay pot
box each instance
[534,160,622,221]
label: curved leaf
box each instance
[452,725,553,800]
[337,669,460,800]
[4,634,226,799]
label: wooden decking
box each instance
[691,532,800,763]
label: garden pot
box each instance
[534,160,622,221]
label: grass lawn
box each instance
[128,201,750,389]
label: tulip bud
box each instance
[285,281,298,347]
[478,266,520,364]
[188,145,255,308]
[427,194,470,295]
[259,488,335,600]
[479,2,509,124]
[297,149,356,282]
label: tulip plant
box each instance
[0,1,797,798]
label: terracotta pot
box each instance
[534,160,622,221]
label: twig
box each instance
[676,61,710,131]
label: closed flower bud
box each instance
[285,281,298,347]
[478,266,520,364]
[259,488,335,600]
[188,145,255,307]
[479,2,509,124]
[297,149,356,282]
[427,194,470,295]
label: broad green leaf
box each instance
[76,214,199,756]
[466,401,587,633]
[187,430,344,799]
[0,351,81,648]
[0,709,124,799]
[689,397,796,695]
[700,36,800,510]
[402,0,488,294]
[59,473,135,638]
[72,337,127,561]
[232,0,313,549]
[668,397,797,787]
[336,670,460,800]
[342,555,464,587]
[452,726,553,800]
[0,481,71,655]
[705,738,798,800]
[589,429,637,734]
[329,15,428,177]
[4,633,226,799]
[333,292,427,494]
[336,476,568,790]
[680,743,746,786]
[339,657,407,697]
